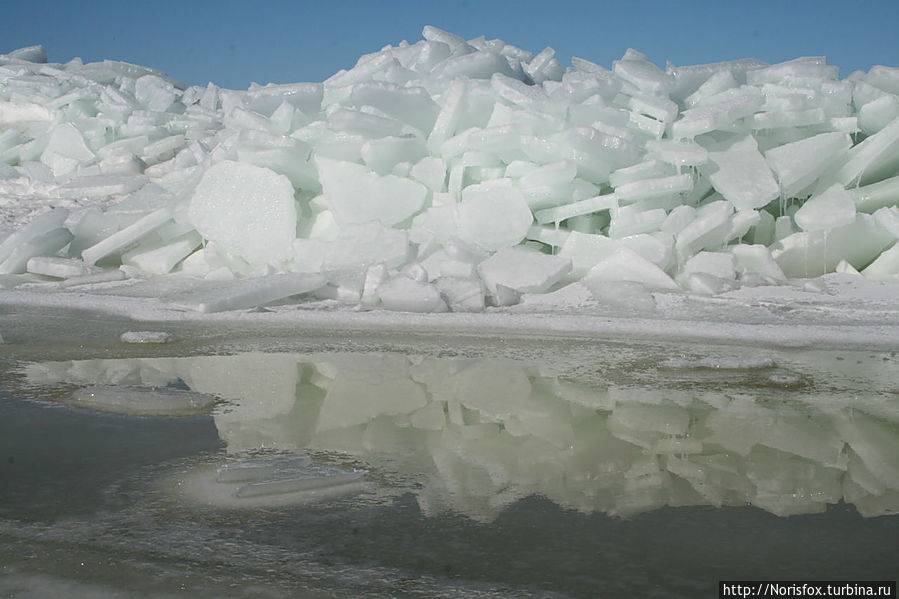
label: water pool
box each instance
[1,308,897,597]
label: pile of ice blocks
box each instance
[1,27,898,313]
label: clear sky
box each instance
[2,0,897,90]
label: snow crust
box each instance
[1,28,898,319]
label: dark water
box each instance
[0,312,897,597]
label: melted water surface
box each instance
[0,310,897,598]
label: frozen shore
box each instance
[3,269,899,350]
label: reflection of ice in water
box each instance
[22,350,899,520]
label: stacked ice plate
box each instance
[1,26,898,313]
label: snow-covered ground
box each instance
[2,268,898,351]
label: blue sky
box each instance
[3,0,897,90]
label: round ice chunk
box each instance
[377,275,447,313]
[189,161,297,266]
[457,180,533,252]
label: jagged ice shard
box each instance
[1,28,898,314]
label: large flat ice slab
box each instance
[189,161,296,266]
[172,272,327,313]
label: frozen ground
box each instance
[2,268,899,351]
